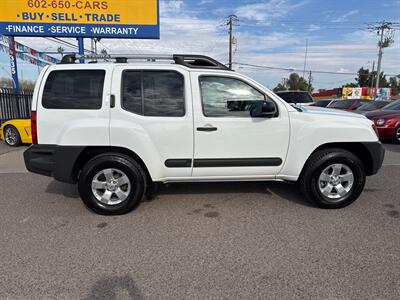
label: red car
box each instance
[365,100,400,143]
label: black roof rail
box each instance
[173,54,230,70]
[59,53,231,70]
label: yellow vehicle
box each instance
[0,119,32,146]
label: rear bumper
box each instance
[362,142,385,176]
[24,144,85,183]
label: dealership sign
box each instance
[0,0,159,38]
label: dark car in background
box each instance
[309,99,333,107]
[327,99,370,111]
[354,101,391,114]
[275,90,314,106]
[365,100,400,143]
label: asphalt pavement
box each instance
[0,142,399,299]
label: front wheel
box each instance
[394,126,400,144]
[78,153,147,215]
[300,148,366,209]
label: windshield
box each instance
[328,100,353,109]
[383,100,400,110]
[315,100,331,107]
[276,92,313,103]
[357,101,389,111]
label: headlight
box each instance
[375,119,385,126]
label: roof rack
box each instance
[59,54,231,71]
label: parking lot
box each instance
[0,142,399,299]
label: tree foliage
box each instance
[389,76,400,96]
[0,77,35,90]
[273,73,313,92]
[0,77,12,88]
[344,67,389,88]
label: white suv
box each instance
[24,54,385,215]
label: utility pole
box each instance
[228,17,232,69]
[281,77,287,88]
[375,21,385,94]
[225,15,239,70]
[368,21,399,97]
[94,38,99,55]
[308,71,312,92]
[303,39,308,78]
[370,60,375,90]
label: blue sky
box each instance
[0,0,399,90]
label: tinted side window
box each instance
[122,71,185,117]
[42,70,105,109]
[122,71,142,115]
[143,71,185,117]
[199,76,266,117]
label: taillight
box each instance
[31,111,37,144]
[372,124,379,138]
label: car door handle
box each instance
[110,94,115,108]
[197,126,218,132]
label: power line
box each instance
[43,37,77,50]
[98,40,111,51]
[44,37,91,53]
[234,62,399,77]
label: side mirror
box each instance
[250,101,277,118]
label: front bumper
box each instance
[24,144,85,183]
[376,126,396,140]
[362,142,385,176]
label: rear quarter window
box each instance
[122,70,185,117]
[42,70,105,109]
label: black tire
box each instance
[394,126,400,144]
[299,148,366,209]
[78,153,147,215]
[4,125,22,147]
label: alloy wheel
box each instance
[5,127,18,146]
[91,168,131,205]
[318,163,354,202]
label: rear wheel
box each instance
[78,153,147,215]
[300,148,366,209]
[4,125,22,147]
